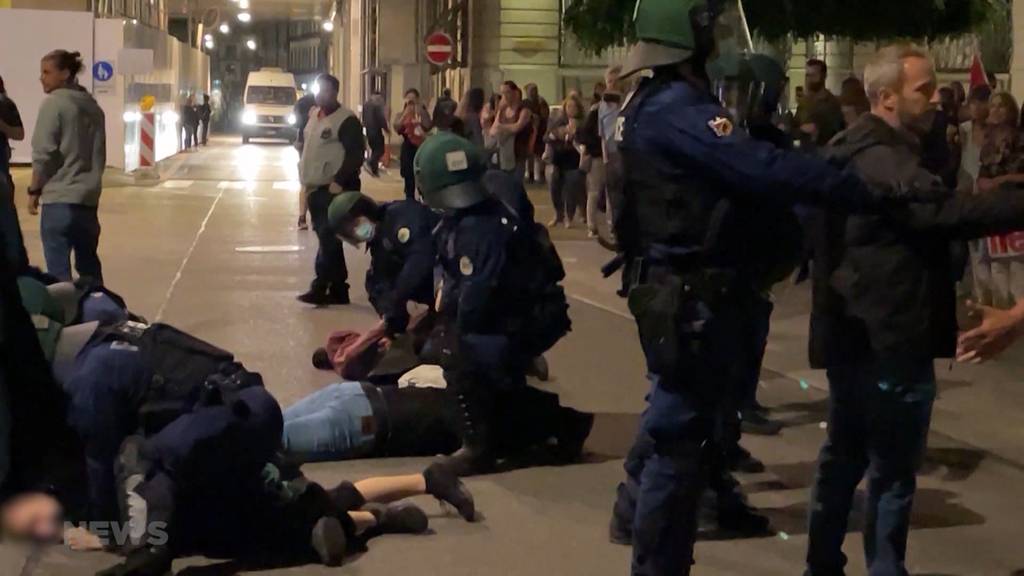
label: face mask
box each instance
[353,221,376,243]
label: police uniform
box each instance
[297,103,365,304]
[608,2,881,575]
[415,133,586,475]
[364,200,438,334]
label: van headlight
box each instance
[287,113,297,125]
[242,111,257,125]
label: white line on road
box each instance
[155,188,225,321]
[567,293,632,321]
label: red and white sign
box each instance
[425,31,454,66]
[987,232,1024,259]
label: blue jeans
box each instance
[40,203,103,284]
[281,382,376,462]
[805,359,937,576]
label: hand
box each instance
[956,301,1024,363]
[976,177,998,193]
[799,123,819,139]
[329,181,343,195]
[65,526,104,551]
[28,194,40,215]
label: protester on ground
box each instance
[794,58,845,148]
[296,74,363,306]
[0,74,28,273]
[456,87,486,149]
[29,50,106,285]
[489,81,533,183]
[2,277,476,574]
[414,133,590,477]
[432,88,457,132]
[198,93,212,146]
[293,90,318,230]
[362,91,389,177]
[394,88,432,200]
[805,45,1024,576]
[545,94,586,229]
[523,83,550,185]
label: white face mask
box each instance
[353,220,376,243]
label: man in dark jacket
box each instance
[362,92,389,177]
[805,45,1024,576]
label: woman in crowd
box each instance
[457,87,486,149]
[974,91,1024,308]
[960,85,992,303]
[523,83,550,185]
[488,81,533,182]
[393,88,432,199]
[545,94,586,229]
[28,49,106,285]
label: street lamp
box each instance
[219,23,230,34]
[246,39,257,51]
[322,21,334,32]
[237,12,251,22]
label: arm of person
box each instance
[455,225,507,334]
[30,98,63,193]
[957,300,1024,363]
[0,105,24,141]
[332,116,365,191]
[419,106,433,132]
[657,102,877,210]
[393,110,407,135]
[386,234,435,335]
[898,183,1024,239]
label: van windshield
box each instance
[246,86,296,106]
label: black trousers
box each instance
[367,134,385,173]
[307,186,349,294]
[400,139,418,199]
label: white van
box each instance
[241,67,299,143]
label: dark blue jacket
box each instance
[366,200,438,333]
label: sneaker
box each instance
[587,229,599,239]
[741,410,783,436]
[297,288,331,306]
[310,516,347,567]
[564,219,573,230]
[365,502,429,534]
[297,216,309,231]
[423,462,476,521]
[547,217,563,228]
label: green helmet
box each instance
[327,191,367,230]
[17,277,66,362]
[413,132,488,211]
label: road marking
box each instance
[155,188,225,321]
[161,180,194,189]
[217,181,249,189]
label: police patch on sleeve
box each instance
[707,116,734,138]
[459,256,474,276]
[397,227,411,244]
[446,150,469,172]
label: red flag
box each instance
[969,54,989,89]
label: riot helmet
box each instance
[413,132,489,211]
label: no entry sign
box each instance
[425,31,454,66]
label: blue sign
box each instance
[92,61,114,82]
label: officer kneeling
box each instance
[414,132,592,476]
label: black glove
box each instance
[95,546,173,576]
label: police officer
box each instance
[608,1,896,574]
[326,190,438,341]
[296,74,365,306]
[414,132,591,476]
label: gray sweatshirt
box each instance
[32,87,106,206]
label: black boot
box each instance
[297,280,331,305]
[364,502,429,534]
[740,409,783,436]
[436,382,496,476]
[326,284,350,305]
[716,499,772,536]
[424,462,476,521]
[554,408,594,463]
[310,516,347,566]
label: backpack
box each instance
[98,322,264,435]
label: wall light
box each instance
[322,21,334,32]
[237,12,251,22]
[246,39,257,50]
[219,23,230,34]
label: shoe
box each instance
[424,462,476,521]
[741,410,783,436]
[554,409,594,463]
[587,229,599,239]
[564,220,573,230]
[310,516,347,567]
[726,445,766,474]
[297,287,331,305]
[365,502,429,534]
[716,502,772,536]
[326,290,351,305]
[547,217,563,228]
[526,355,550,381]
[297,217,308,231]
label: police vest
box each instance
[299,105,354,187]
